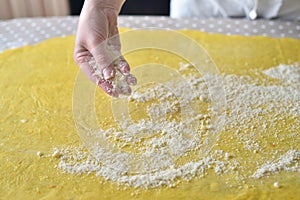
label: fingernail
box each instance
[103,67,115,80]
[119,60,130,75]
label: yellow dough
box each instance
[0,28,299,199]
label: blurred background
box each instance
[0,0,170,19]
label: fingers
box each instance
[119,85,132,96]
[73,55,118,97]
[74,7,137,97]
[126,74,137,85]
[102,64,115,80]
[90,43,116,80]
[118,59,130,75]
[97,79,119,97]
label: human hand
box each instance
[74,0,137,97]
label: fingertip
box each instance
[119,86,132,96]
[118,60,130,75]
[103,65,115,80]
[126,74,137,86]
[98,79,119,97]
[110,91,119,98]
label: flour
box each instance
[51,63,300,188]
[252,150,300,178]
[263,63,300,84]
[88,57,133,96]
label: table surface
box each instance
[0,16,300,53]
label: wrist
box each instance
[85,0,125,13]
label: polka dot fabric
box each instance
[0,16,299,53]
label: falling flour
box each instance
[50,63,300,188]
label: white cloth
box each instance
[170,0,300,21]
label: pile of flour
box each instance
[48,63,300,188]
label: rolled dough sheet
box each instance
[0,28,299,199]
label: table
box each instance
[1,16,300,53]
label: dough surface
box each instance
[0,29,299,199]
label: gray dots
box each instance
[183,19,189,24]
[192,23,197,28]
[21,41,28,46]
[243,24,249,29]
[134,20,140,24]
[150,20,156,24]
[1,16,300,53]
[280,33,286,37]
[268,21,275,26]
[217,28,223,32]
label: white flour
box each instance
[252,150,300,178]
[50,63,300,188]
